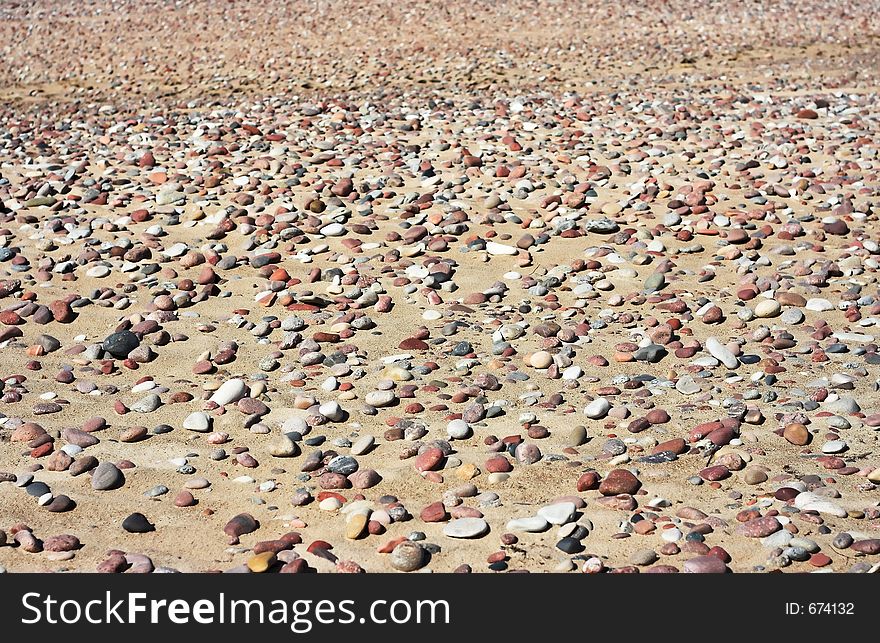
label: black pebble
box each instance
[556,537,584,554]
[122,512,155,533]
[25,481,51,498]
[102,330,140,359]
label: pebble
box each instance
[599,469,641,495]
[268,434,298,457]
[390,541,426,572]
[506,516,550,532]
[567,426,588,446]
[530,351,553,369]
[584,398,610,419]
[821,440,847,454]
[351,435,375,455]
[91,462,123,490]
[754,300,781,318]
[793,493,847,518]
[247,552,276,573]
[783,423,810,446]
[485,241,517,256]
[644,273,665,293]
[183,412,211,432]
[224,514,258,541]
[365,390,396,407]
[209,379,248,406]
[0,5,876,577]
[705,337,739,369]
[737,516,781,538]
[536,502,577,525]
[631,549,659,566]
[683,556,727,574]
[443,518,489,539]
[122,512,155,533]
[447,419,470,439]
[102,331,140,359]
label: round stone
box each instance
[447,419,470,439]
[390,541,426,572]
[783,423,810,446]
[530,351,553,369]
[91,462,123,490]
[327,455,359,475]
[102,331,140,359]
[268,434,299,457]
[754,300,781,318]
[742,467,768,485]
[365,390,396,407]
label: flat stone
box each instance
[821,440,847,454]
[351,435,375,455]
[783,423,810,446]
[536,502,577,525]
[761,530,793,549]
[737,516,781,538]
[486,241,517,256]
[824,397,860,414]
[793,492,847,517]
[754,300,781,317]
[365,390,396,407]
[443,517,489,538]
[683,556,727,573]
[633,344,665,362]
[805,298,834,312]
[676,376,701,395]
[505,516,550,532]
[631,549,659,566]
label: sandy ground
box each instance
[0,0,879,573]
